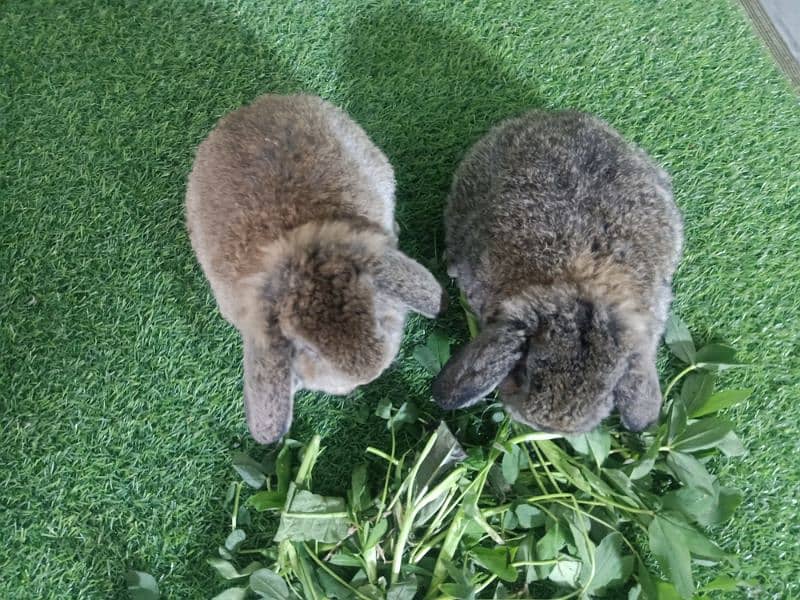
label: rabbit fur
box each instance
[432,110,683,433]
[186,94,445,444]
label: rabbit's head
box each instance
[432,283,651,433]
[242,222,445,444]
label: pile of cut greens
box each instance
[129,315,754,600]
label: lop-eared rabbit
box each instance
[432,111,682,433]
[186,94,444,443]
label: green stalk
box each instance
[391,467,466,584]
[662,364,697,400]
[425,420,510,598]
[231,482,243,531]
[295,435,322,486]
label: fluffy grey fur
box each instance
[432,110,683,433]
[186,94,445,444]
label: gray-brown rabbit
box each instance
[432,110,682,433]
[186,94,445,444]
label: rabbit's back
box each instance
[186,94,395,287]
[446,111,682,312]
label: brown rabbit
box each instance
[432,110,683,433]
[186,94,445,444]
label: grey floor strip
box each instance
[740,0,800,90]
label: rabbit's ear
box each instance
[373,249,446,318]
[613,355,661,431]
[242,335,294,444]
[432,321,527,410]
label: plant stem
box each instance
[295,435,322,486]
[365,447,400,466]
[231,482,243,531]
[377,426,397,514]
[480,493,576,517]
[474,573,498,595]
[390,466,466,584]
[508,431,564,444]
[663,364,697,400]
[532,441,562,493]
[425,420,511,598]
[303,543,374,600]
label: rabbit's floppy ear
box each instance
[242,334,294,444]
[373,249,446,318]
[432,321,527,410]
[613,355,661,431]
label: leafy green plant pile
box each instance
[131,315,753,600]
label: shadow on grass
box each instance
[293,3,545,492]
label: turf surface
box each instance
[1,0,798,597]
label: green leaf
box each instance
[548,557,582,587]
[716,431,747,457]
[700,575,738,592]
[459,292,480,339]
[387,574,418,600]
[655,580,683,600]
[250,568,289,599]
[649,511,732,598]
[672,417,734,453]
[665,451,715,493]
[565,515,595,586]
[536,518,566,562]
[648,515,694,599]
[695,344,743,369]
[566,427,611,468]
[236,505,251,527]
[413,330,451,375]
[317,570,355,599]
[412,345,440,375]
[688,389,751,418]
[207,558,242,580]
[515,504,545,528]
[355,583,383,599]
[211,588,247,600]
[274,490,351,544]
[630,436,662,480]
[413,421,466,499]
[501,444,522,485]
[664,513,732,562]
[349,463,369,514]
[471,546,518,582]
[126,570,160,600]
[248,490,287,512]
[537,441,592,494]
[636,560,658,600]
[681,372,715,414]
[232,453,267,489]
[668,399,688,443]
[364,518,387,550]
[664,484,742,528]
[630,457,656,480]
[328,552,362,568]
[224,529,246,552]
[587,533,634,594]
[275,442,293,495]
[501,509,518,529]
[664,314,696,364]
[375,398,392,420]
[387,401,419,429]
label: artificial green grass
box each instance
[1,0,798,597]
